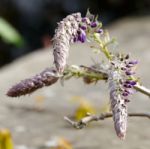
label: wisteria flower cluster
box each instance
[108,54,138,139]
[53,10,103,73]
[7,11,150,140]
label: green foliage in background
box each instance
[0,18,24,47]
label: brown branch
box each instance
[64,112,150,129]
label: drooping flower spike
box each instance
[108,54,138,139]
[53,13,82,73]
[53,11,103,73]
[7,68,59,97]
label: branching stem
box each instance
[64,112,150,129]
[64,65,150,98]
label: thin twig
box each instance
[65,65,150,98]
[134,83,150,97]
[64,112,150,129]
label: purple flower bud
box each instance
[125,80,136,86]
[82,17,87,22]
[126,64,133,68]
[124,90,131,94]
[124,89,135,95]
[128,60,138,65]
[73,37,78,42]
[78,30,86,43]
[121,67,126,71]
[96,29,103,34]
[125,54,130,59]
[124,99,130,103]
[125,71,135,75]
[123,84,132,88]
[129,81,136,86]
[125,80,130,84]
[111,62,115,65]
[80,25,87,30]
[122,92,129,97]
[91,22,97,28]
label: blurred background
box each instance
[0,0,150,67]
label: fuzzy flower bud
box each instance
[53,12,103,73]
[90,22,97,28]
[53,13,82,73]
[108,54,138,139]
[7,68,59,97]
[109,70,128,139]
[77,29,86,43]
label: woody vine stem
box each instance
[7,10,150,140]
[64,112,150,129]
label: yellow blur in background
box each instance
[0,129,14,149]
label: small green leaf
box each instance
[0,18,24,47]
[86,9,94,21]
